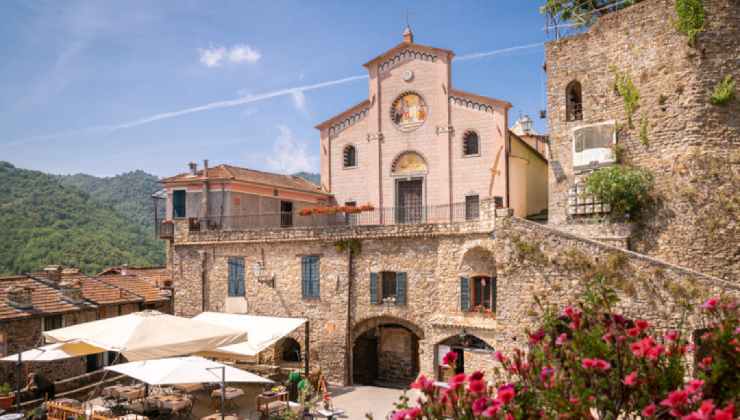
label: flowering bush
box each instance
[387,277,738,419]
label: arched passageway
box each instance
[435,333,494,381]
[352,317,423,388]
[275,337,302,365]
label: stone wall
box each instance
[545,0,739,280]
[492,215,740,358]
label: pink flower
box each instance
[602,332,613,343]
[497,384,516,404]
[529,329,545,344]
[635,319,650,330]
[442,351,457,366]
[556,333,568,346]
[685,379,704,394]
[468,379,486,394]
[665,330,680,341]
[699,356,713,370]
[702,297,719,310]
[594,359,611,371]
[647,344,665,360]
[481,403,500,418]
[622,371,638,386]
[582,358,597,369]
[642,403,657,417]
[472,397,490,415]
[410,374,434,393]
[712,403,735,420]
[494,351,508,364]
[391,407,421,420]
[448,372,467,389]
[627,326,641,337]
[660,389,689,408]
[468,370,484,381]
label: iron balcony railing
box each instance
[188,202,483,232]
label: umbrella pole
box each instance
[220,367,225,420]
[304,321,309,378]
[15,352,21,411]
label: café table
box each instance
[256,391,288,419]
[210,387,244,411]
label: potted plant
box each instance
[0,382,14,410]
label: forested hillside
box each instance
[0,162,164,275]
[57,170,161,233]
[293,171,320,185]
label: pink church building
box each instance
[317,27,547,221]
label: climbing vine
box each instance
[675,0,705,46]
[709,75,736,106]
[639,114,649,146]
[610,68,640,128]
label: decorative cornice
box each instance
[378,48,437,74]
[327,107,370,139]
[449,95,495,113]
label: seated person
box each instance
[23,372,55,401]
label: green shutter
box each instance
[173,190,186,218]
[236,258,245,296]
[370,272,378,304]
[301,257,309,298]
[312,257,320,298]
[396,272,407,305]
[460,277,470,311]
[492,276,497,313]
[228,257,245,297]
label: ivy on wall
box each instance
[710,75,736,106]
[611,67,640,128]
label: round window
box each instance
[390,92,428,132]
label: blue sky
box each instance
[0,1,551,177]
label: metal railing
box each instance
[158,221,174,239]
[190,202,483,232]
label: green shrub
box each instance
[611,68,640,127]
[0,382,11,395]
[710,75,736,106]
[675,0,705,46]
[585,165,653,217]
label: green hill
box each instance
[0,162,164,276]
[293,171,320,185]
[57,170,162,233]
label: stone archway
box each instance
[459,246,496,278]
[351,316,424,388]
[274,337,302,365]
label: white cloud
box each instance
[228,44,261,64]
[265,125,317,174]
[290,89,306,112]
[198,46,227,67]
[198,44,261,68]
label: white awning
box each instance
[0,341,104,362]
[43,311,247,361]
[193,312,306,357]
[105,356,273,385]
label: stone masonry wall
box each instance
[545,0,739,280]
[492,215,740,358]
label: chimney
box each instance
[59,279,84,304]
[6,285,33,309]
[44,265,62,282]
[402,25,414,44]
[121,264,128,276]
[188,161,198,175]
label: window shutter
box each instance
[237,259,245,296]
[395,272,407,305]
[301,257,309,298]
[227,258,236,296]
[370,272,378,304]
[492,276,497,313]
[460,277,470,311]
[312,257,320,298]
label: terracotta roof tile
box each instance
[160,164,328,196]
[99,274,169,303]
[99,266,172,288]
[0,276,82,320]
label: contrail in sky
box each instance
[4,42,544,146]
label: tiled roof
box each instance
[160,164,328,196]
[99,275,169,303]
[56,273,142,306]
[99,266,172,288]
[0,276,83,320]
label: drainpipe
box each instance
[344,245,353,385]
[198,250,207,311]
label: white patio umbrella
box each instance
[106,356,273,420]
[43,311,247,361]
[193,312,306,357]
[0,341,104,362]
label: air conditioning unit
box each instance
[572,121,616,171]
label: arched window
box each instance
[278,337,302,363]
[566,81,583,121]
[343,145,357,168]
[462,131,479,156]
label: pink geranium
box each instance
[660,389,689,409]
[497,384,516,404]
[641,403,657,417]
[448,372,467,389]
[468,379,486,394]
[622,371,638,386]
[472,397,490,415]
[702,297,719,310]
[441,351,457,366]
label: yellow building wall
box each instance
[509,135,548,217]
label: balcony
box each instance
[170,201,499,244]
[193,202,486,232]
[158,221,174,240]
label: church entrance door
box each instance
[396,178,423,224]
